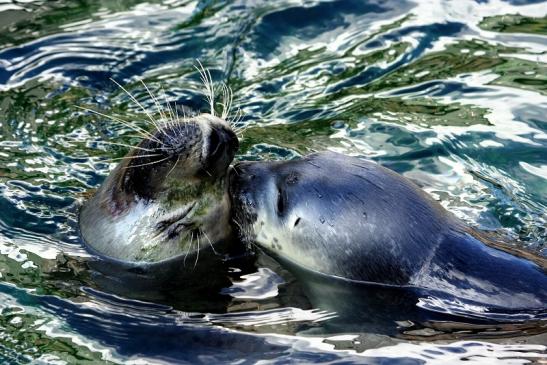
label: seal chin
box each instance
[80,113,238,264]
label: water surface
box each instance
[1,0,546,363]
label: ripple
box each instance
[0,0,546,363]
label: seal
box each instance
[230,151,547,318]
[79,113,238,264]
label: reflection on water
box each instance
[0,0,546,363]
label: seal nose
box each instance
[203,126,239,177]
[207,127,238,163]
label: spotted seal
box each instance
[230,151,547,317]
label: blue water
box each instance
[0,0,546,363]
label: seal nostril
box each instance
[276,188,285,214]
[294,217,301,227]
[208,129,222,160]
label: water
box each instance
[0,0,546,363]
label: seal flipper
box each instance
[412,229,547,320]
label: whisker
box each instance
[233,124,247,133]
[202,231,218,255]
[75,105,163,145]
[110,78,162,133]
[221,82,233,121]
[194,234,201,268]
[195,60,215,116]
[165,154,181,178]
[123,155,170,169]
[230,108,244,127]
[94,141,156,152]
[174,101,187,135]
[103,153,162,162]
[140,79,168,134]
[233,123,248,137]
[161,86,177,130]
[234,130,246,138]
[184,233,194,266]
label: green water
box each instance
[0,0,546,363]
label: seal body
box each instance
[230,152,547,316]
[80,113,238,264]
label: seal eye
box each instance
[286,172,298,185]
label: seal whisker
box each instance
[122,156,170,169]
[174,101,186,137]
[194,234,201,268]
[220,82,233,120]
[202,231,218,255]
[178,103,191,137]
[195,60,215,116]
[94,141,156,153]
[110,78,162,133]
[103,153,162,161]
[165,154,181,178]
[161,87,177,132]
[232,217,253,251]
[139,79,169,135]
[74,106,163,145]
[232,122,248,138]
[233,125,247,134]
[230,108,244,128]
[184,232,194,267]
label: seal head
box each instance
[80,113,238,264]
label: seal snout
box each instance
[202,124,239,177]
